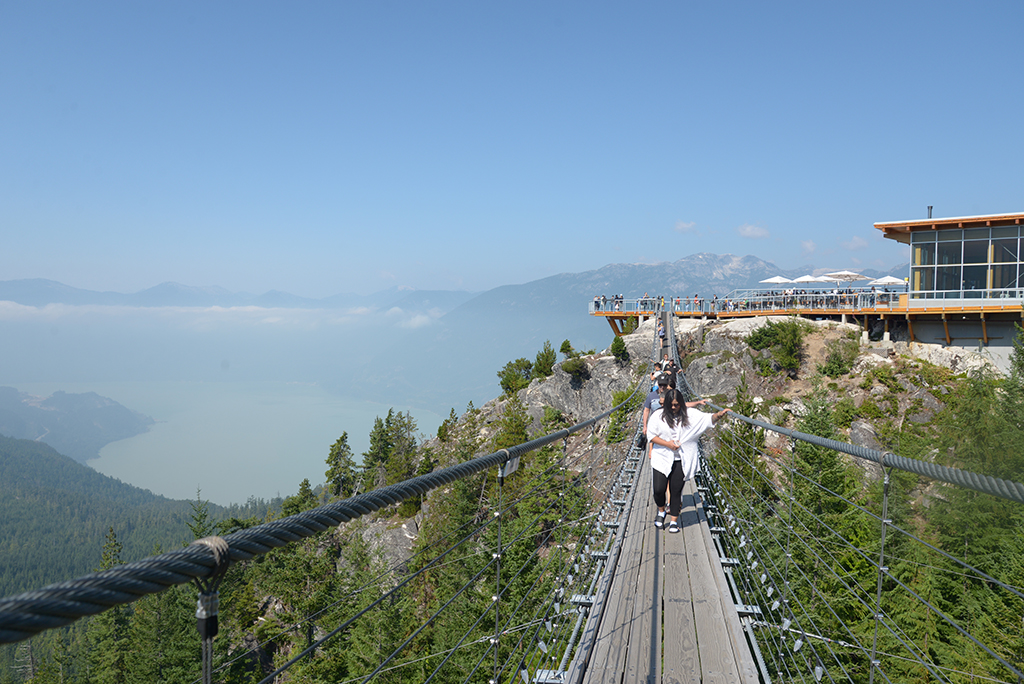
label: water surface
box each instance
[16,381,442,506]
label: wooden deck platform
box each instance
[577,472,758,683]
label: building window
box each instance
[913,242,935,266]
[936,266,961,295]
[962,240,988,264]
[962,265,987,297]
[937,242,961,266]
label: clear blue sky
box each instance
[2,1,1021,298]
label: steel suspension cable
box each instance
[0,378,646,645]
[360,493,564,683]
[710,429,939,681]
[707,402,1024,505]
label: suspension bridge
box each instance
[2,308,1023,683]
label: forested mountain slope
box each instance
[0,436,273,600]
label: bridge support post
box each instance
[869,464,893,684]
[190,536,230,684]
[492,467,504,684]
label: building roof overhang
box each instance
[875,212,1024,245]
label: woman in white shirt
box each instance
[646,389,728,533]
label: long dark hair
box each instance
[661,389,689,429]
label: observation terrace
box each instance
[591,211,1024,366]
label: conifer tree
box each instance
[125,584,196,684]
[533,340,557,378]
[491,395,530,452]
[363,413,393,489]
[186,489,213,540]
[84,528,129,684]
[384,410,418,487]
[325,432,358,499]
[281,478,318,517]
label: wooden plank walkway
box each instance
[579,471,759,684]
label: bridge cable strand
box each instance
[707,421,946,681]
[709,444,944,684]
[712,443,917,682]
[730,425,1024,602]
[205,477,578,680]
[0,373,648,645]
[251,462,571,684]
[359,495,565,684]
[427,507,576,684]
[706,403,1024,506]
[712,428,921,662]
[702,397,1024,682]
[256,449,609,684]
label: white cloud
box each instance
[801,240,817,256]
[842,236,868,250]
[737,224,769,239]
[674,221,697,234]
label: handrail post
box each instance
[191,536,230,684]
[869,462,893,684]
[492,471,503,684]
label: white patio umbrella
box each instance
[792,275,822,283]
[824,270,869,282]
[868,275,907,287]
[759,275,793,284]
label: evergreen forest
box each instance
[3,330,1024,683]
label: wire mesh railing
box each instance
[696,398,1024,684]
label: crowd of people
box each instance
[592,287,904,316]
[640,356,729,533]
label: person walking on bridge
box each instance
[647,389,728,533]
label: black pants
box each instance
[652,460,684,517]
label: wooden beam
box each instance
[942,313,951,345]
[981,313,989,345]
[608,317,623,336]
[906,314,915,343]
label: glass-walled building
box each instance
[876,212,1024,301]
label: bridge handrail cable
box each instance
[0,357,651,646]
[704,402,1024,506]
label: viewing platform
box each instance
[592,211,1024,357]
[590,292,1024,346]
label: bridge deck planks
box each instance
[579,472,757,684]
[585,466,651,680]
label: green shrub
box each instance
[833,397,857,429]
[561,357,589,381]
[817,336,859,378]
[610,336,629,364]
[871,365,903,392]
[497,358,533,396]
[543,406,568,429]
[747,320,805,376]
[623,316,638,334]
[858,399,885,420]
[560,340,574,359]
[746,323,779,351]
[754,357,777,377]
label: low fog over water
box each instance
[0,303,481,505]
[15,380,442,506]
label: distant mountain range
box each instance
[0,278,480,312]
[0,254,907,409]
[0,255,904,312]
[333,254,908,407]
